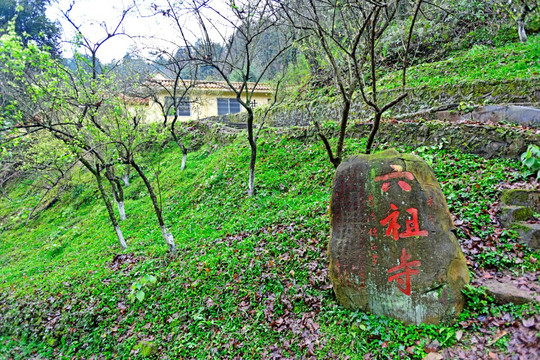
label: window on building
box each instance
[217,98,241,115]
[164,96,191,116]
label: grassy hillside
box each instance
[1,129,538,359]
[379,34,540,90]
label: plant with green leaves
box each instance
[521,144,540,179]
[462,284,495,314]
[0,17,131,250]
[129,274,157,303]
[0,130,539,358]
[0,0,60,54]
[0,5,177,253]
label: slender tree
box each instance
[0,3,177,252]
[107,101,177,252]
[280,0,424,166]
[141,48,200,171]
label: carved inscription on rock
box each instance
[328,149,469,325]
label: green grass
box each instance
[379,34,540,90]
[0,130,538,359]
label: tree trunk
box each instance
[114,225,127,250]
[246,109,257,197]
[117,200,126,221]
[122,173,130,187]
[79,159,126,249]
[106,168,127,221]
[248,153,256,197]
[114,181,126,220]
[181,146,187,171]
[171,131,188,171]
[518,20,528,43]
[130,160,176,252]
[365,112,382,154]
[518,5,530,43]
[160,225,175,252]
[95,171,127,250]
[334,99,351,168]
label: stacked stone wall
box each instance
[203,78,540,159]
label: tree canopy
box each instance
[0,0,61,54]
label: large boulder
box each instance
[328,149,469,325]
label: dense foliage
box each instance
[0,0,60,54]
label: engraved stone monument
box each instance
[328,149,469,324]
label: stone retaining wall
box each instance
[347,120,538,159]
[263,77,540,127]
[202,78,540,159]
[199,118,538,160]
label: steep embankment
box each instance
[234,35,540,140]
[379,35,540,90]
[0,129,538,359]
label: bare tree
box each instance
[157,0,295,196]
[281,0,423,166]
[107,102,178,253]
[141,48,200,171]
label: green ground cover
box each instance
[379,34,540,90]
[0,130,538,359]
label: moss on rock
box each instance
[46,336,58,347]
[328,149,469,325]
[139,341,158,357]
[501,189,533,206]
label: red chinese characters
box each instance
[380,204,400,240]
[400,207,428,238]
[387,248,421,296]
[374,164,413,192]
[379,205,428,240]
[371,245,378,265]
[374,164,426,296]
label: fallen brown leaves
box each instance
[443,313,540,360]
[445,175,540,360]
[109,252,142,272]
[218,224,334,359]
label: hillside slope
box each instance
[1,129,538,359]
[379,34,540,90]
